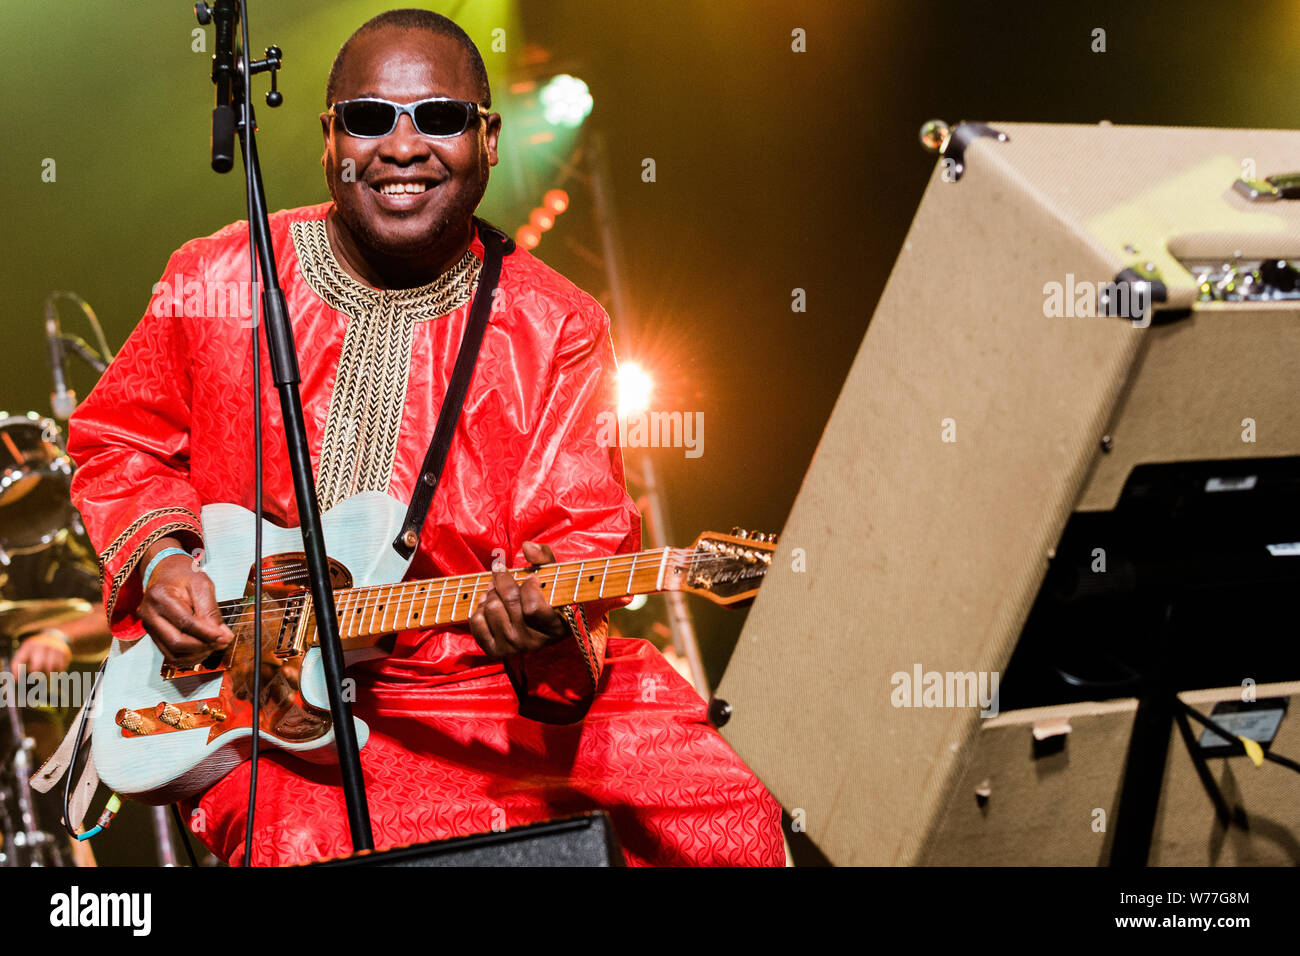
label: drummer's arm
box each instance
[9,603,111,674]
[58,602,112,655]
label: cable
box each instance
[74,794,121,841]
[237,0,265,870]
[1178,698,1300,776]
[170,803,201,867]
[1172,704,1234,826]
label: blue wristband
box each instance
[142,547,190,590]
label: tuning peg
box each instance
[732,527,748,539]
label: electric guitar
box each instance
[92,491,776,804]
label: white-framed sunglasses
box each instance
[328,96,489,138]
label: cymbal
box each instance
[0,598,93,637]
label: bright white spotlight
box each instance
[617,363,653,416]
[626,594,648,612]
[540,74,593,129]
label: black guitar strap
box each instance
[393,218,514,559]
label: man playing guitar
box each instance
[66,8,782,866]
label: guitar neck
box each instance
[314,548,679,648]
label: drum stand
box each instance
[0,654,71,867]
[151,806,178,865]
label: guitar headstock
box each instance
[675,528,777,606]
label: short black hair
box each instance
[326,8,492,109]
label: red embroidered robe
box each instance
[67,203,783,866]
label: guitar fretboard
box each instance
[310,548,677,647]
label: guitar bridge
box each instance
[160,649,228,681]
[275,594,312,659]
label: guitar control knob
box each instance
[117,709,148,735]
[156,703,196,730]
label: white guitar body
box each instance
[92,492,413,805]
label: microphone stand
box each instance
[197,0,374,852]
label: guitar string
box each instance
[204,549,768,622]
[209,550,764,619]
[207,548,756,609]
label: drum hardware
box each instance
[150,807,178,866]
[2,639,74,867]
[0,413,75,557]
[0,390,168,866]
[43,291,116,422]
[0,407,84,867]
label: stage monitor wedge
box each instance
[715,122,1300,865]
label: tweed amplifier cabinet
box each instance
[919,682,1300,866]
[714,123,1300,865]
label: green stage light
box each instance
[539,74,593,128]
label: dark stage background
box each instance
[2,0,1298,862]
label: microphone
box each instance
[44,297,77,419]
[202,0,238,173]
[61,334,109,375]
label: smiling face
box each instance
[321,26,500,268]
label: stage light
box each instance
[626,594,648,612]
[530,208,555,231]
[516,225,541,249]
[617,362,653,416]
[539,74,593,128]
[544,189,569,214]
